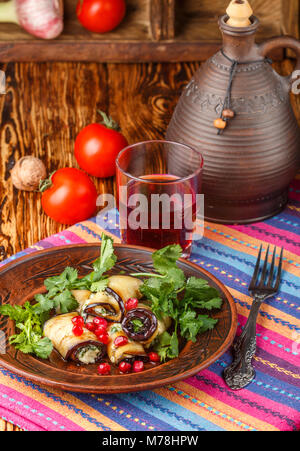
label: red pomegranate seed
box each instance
[114,336,128,347]
[97,363,111,375]
[93,317,108,328]
[72,324,83,336]
[71,315,84,326]
[119,361,132,374]
[133,360,144,373]
[85,322,96,332]
[97,333,109,345]
[148,352,160,363]
[94,325,107,336]
[125,298,139,310]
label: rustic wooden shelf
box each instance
[0,0,298,62]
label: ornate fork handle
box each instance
[224,295,264,390]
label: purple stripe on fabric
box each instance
[254,348,300,388]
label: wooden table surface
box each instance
[0,59,299,431]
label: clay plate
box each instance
[0,244,237,393]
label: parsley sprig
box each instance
[131,244,222,361]
[0,234,117,359]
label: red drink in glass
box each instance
[116,141,203,258]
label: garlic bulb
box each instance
[0,0,64,39]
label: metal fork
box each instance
[224,245,284,390]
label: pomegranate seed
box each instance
[148,352,160,363]
[97,363,111,375]
[93,317,108,328]
[125,298,139,310]
[94,325,107,336]
[114,336,128,347]
[133,360,144,373]
[72,325,83,336]
[85,322,96,332]
[97,333,109,345]
[119,361,132,374]
[72,315,84,326]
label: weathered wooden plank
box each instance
[0,0,298,62]
[0,62,109,259]
[281,0,300,58]
[0,418,22,431]
[150,0,175,40]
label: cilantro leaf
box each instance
[153,330,179,361]
[131,319,144,333]
[0,304,28,323]
[184,277,223,310]
[90,278,109,293]
[32,337,53,359]
[44,267,78,292]
[152,244,183,274]
[179,311,218,342]
[93,233,117,276]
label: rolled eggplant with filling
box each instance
[121,303,172,346]
[72,287,125,322]
[107,323,148,365]
[107,275,142,302]
[44,312,106,364]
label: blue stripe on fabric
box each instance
[118,391,224,431]
[267,215,300,232]
[0,368,111,431]
[210,357,300,410]
[191,237,300,296]
[73,392,176,431]
[188,253,300,324]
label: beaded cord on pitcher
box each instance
[214,50,272,135]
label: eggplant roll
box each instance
[107,323,148,365]
[43,312,106,364]
[107,275,142,302]
[122,303,171,346]
[72,288,125,322]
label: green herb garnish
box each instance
[0,234,117,360]
[131,318,144,333]
[131,244,222,360]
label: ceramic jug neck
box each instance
[219,15,261,62]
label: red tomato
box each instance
[76,0,126,34]
[41,168,97,225]
[75,112,128,178]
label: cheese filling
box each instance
[76,345,101,364]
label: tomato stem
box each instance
[39,171,56,193]
[98,110,120,131]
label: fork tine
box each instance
[259,245,270,288]
[274,248,284,291]
[249,244,262,290]
[267,246,277,287]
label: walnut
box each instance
[11,156,47,191]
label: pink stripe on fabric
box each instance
[237,315,299,366]
[187,370,300,431]
[0,384,84,431]
[0,405,43,431]
[230,223,300,255]
[42,231,86,247]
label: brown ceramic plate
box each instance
[0,244,237,394]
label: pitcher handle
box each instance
[258,36,300,90]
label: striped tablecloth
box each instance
[0,177,299,431]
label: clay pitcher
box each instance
[166,14,300,224]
